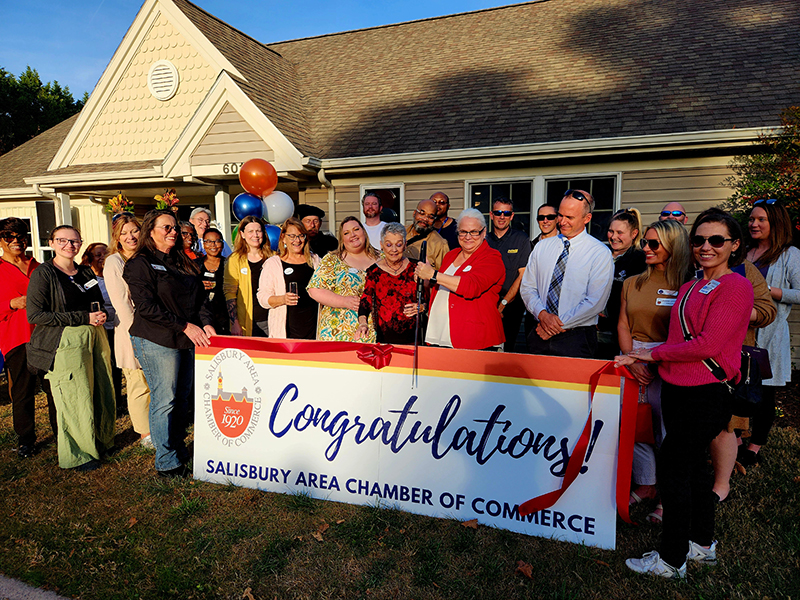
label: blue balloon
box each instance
[232,193,263,221]
[265,224,281,251]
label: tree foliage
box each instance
[722,106,800,228]
[0,66,85,156]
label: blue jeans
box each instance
[132,337,194,472]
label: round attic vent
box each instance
[147,60,179,101]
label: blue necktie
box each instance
[546,239,570,315]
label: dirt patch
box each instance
[775,373,800,429]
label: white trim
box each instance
[319,127,768,173]
[358,183,405,225]
[48,0,244,172]
[162,72,305,178]
[25,166,163,187]
[0,188,45,200]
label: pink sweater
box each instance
[653,273,753,387]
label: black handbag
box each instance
[677,279,763,406]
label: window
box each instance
[360,186,403,223]
[545,176,617,240]
[470,181,532,235]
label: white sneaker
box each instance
[687,540,717,565]
[626,551,686,579]
[140,435,155,450]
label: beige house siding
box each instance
[334,186,361,224]
[73,13,217,165]
[620,166,735,226]
[190,103,275,167]
[405,181,465,224]
[70,199,111,248]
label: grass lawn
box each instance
[0,377,798,600]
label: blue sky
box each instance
[1,0,512,99]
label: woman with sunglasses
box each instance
[104,213,152,448]
[618,220,692,522]
[617,210,753,579]
[739,199,800,466]
[257,218,320,339]
[224,216,274,337]
[416,208,505,350]
[308,216,379,341]
[27,225,116,472]
[124,210,216,477]
[0,218,57,459]
[532,204,558,248]
[180,221,199,260]
[597,208,646,359]
[196,228,230,335]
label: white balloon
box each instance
[262,191,295,225]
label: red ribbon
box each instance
[518,361,639,524]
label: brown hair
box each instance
[746,200,794,268]
[80,242,108,266]
[690,208,745,268]
[233,215,273,260]
[134,209,199,274]
[107,213,142,259]
[278,217,315,266]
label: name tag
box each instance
[241,268,248,275]
[463,265,473,272]
[151,264,167,272]
[84,279,98,289]
[656,298,676,307]
[348,267,358,274]
[284,267,294,275]
[507,249,518,254]
[658,289,678,297]
[205,272,215,277]
[699,280,721,295]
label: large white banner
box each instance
[194,339,624,549]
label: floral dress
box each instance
[308,253,376,342]
[358,261,421,345]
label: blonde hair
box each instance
[635,220,692,291]
[278,217,315,267]
[336,216,380,260]
[107,213,142,259]
[610,207,643,247]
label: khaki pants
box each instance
[46,326,116,468]
[122,368,151,435]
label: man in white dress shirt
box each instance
[520,189,613,358]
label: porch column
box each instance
[214,185,232,245]
[56,192,72,226]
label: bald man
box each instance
[659,202,689,225]
[404,199,449,269]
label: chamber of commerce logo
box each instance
[203,349,261,446]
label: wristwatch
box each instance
[500,299,509,306]
[430,270,438,285]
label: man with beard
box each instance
[296,205,338,258]
[361,192,386,251]
[431,192,459,250]
[404,199,449,269]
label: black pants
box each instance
[658,381,732,568]
[501,296,526,353]
[6,344,57,447]
[527,325,597,359]
[749,385,777,446]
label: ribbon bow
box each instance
[356,344,400,369]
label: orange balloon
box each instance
[239,158,278,197]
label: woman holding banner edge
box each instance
[616,210,753,579]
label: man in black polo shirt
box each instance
[486,197,531,353]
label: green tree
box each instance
[0,66,85,155]
[722,106,800,228]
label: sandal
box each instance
[647,503,663,524]
[629,491,645,506]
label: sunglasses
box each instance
[564,189,589,203]
[660,210,685,218]
[753,199,779,206]
[640,238,662,251]
[537,214,557,222]
[1,234,28,243]
[690,235,733,248]
[492,210,513,217]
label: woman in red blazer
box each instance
[416,208,505,350]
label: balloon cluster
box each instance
[232,159,294,250]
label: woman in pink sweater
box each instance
[616,209,753,580]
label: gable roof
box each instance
[262,0,799,160]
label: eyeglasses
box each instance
[690,235,733,248]
[181,231,194,238]
[457,228,485,239]
[156,225,178,233]
[415,209,436,220]
[660,210,685,218]
[492,210,513,217]
[1,234,28,243]
[54,238,83,247]
[433,200,449,206]
[537,214,557,222]
[564,189,589,203]
[640,238,662,251]
[285,233,306,241]
[753,199,779,206]
[203,239,223,245]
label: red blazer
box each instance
[0,257,39,355]
[430,241,505,349]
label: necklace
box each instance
[383,259,405,275]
